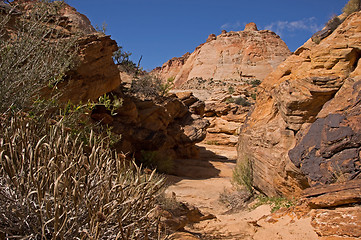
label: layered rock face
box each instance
[10,0,121,103]
[237,12,361,197]
[153,23,291,88]
[92,91,209,160]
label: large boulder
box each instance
[237,11,361,197]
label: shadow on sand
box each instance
[166,144,236,185]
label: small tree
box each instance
[343,0,361,15]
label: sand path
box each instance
[165,143,318,240]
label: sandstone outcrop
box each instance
[9,0,121,104]
[237,11,361,197]
[91,91,209,161]
[60,33,121,103]
[153,23,291,88]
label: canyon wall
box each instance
[237,12,361,197]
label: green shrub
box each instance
[252,195,296,213]
[0,0,78,113]
[113,45,139,74]
[0,115,164,239]
[343,0,361,15]
[141,150,174,174]
[131,75,174,99]
[251,93,257,100]
[250,79,261,87]
[228,86,235,94]
[326,15,342,31]
[232,156,254,194]
[235,96,251,107]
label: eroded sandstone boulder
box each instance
[237,11,361,197]
[93,92,209,160]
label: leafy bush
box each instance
[0,0,78,113]
[250,79,261,87]
[326,15,342,31]
[228,86,235,94]
[0,115,164,239]
[343,0,361,15]
[232,156,254,194]
[235,96,251,107]
[113,45,139,74]
[131,75,174,99]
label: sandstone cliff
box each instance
[237,12,361,197]
[153,23,291,88]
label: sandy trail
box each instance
[164,143,318,240]
[165,143,262,239]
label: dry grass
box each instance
[0,114,165,239]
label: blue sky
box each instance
[67,0,347,71]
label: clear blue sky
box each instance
[67,0,347,71]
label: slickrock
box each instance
[237,11,361,197]
[153,23,291,88]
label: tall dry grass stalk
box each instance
[0,114,165,239]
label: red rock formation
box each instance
[237,12,361,197]
[152,52,190,81]
[153,23,291,88]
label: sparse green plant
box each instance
[235,96,251,107]
[252,195,296,213]
[131,75,173,99]
[97,93,123,116]
[0,0,78,113]
[95,21,107,33]
[228,86,235,94]
[113,45,139,74]
[0,114,165,239]
[251,93,257,100]
[250,79,261,87]
[343,0,361,15]
[232,156,254,194]
[326,15,342,31]
[140,150,175,174]
[206,140,220,145]
[158,77,175,97]
[225,97,235,104]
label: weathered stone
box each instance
[153,23,291,88]
[237,12,361,197]
[311,207,361,239]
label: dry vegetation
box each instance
[0,1,169,239]
[0,115,165,239]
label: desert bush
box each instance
[250,79,261,87]
[0,0,78,113]
[0,114,165,239]
[219,188,252,212]
[252,195,296,213]
[131,75,174,99]
[228,86,235,94]
[343,0,361,15]
[113,45,139,74]
[326,15,342,31]
[235,96,251,107]
[232,156,254,194]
